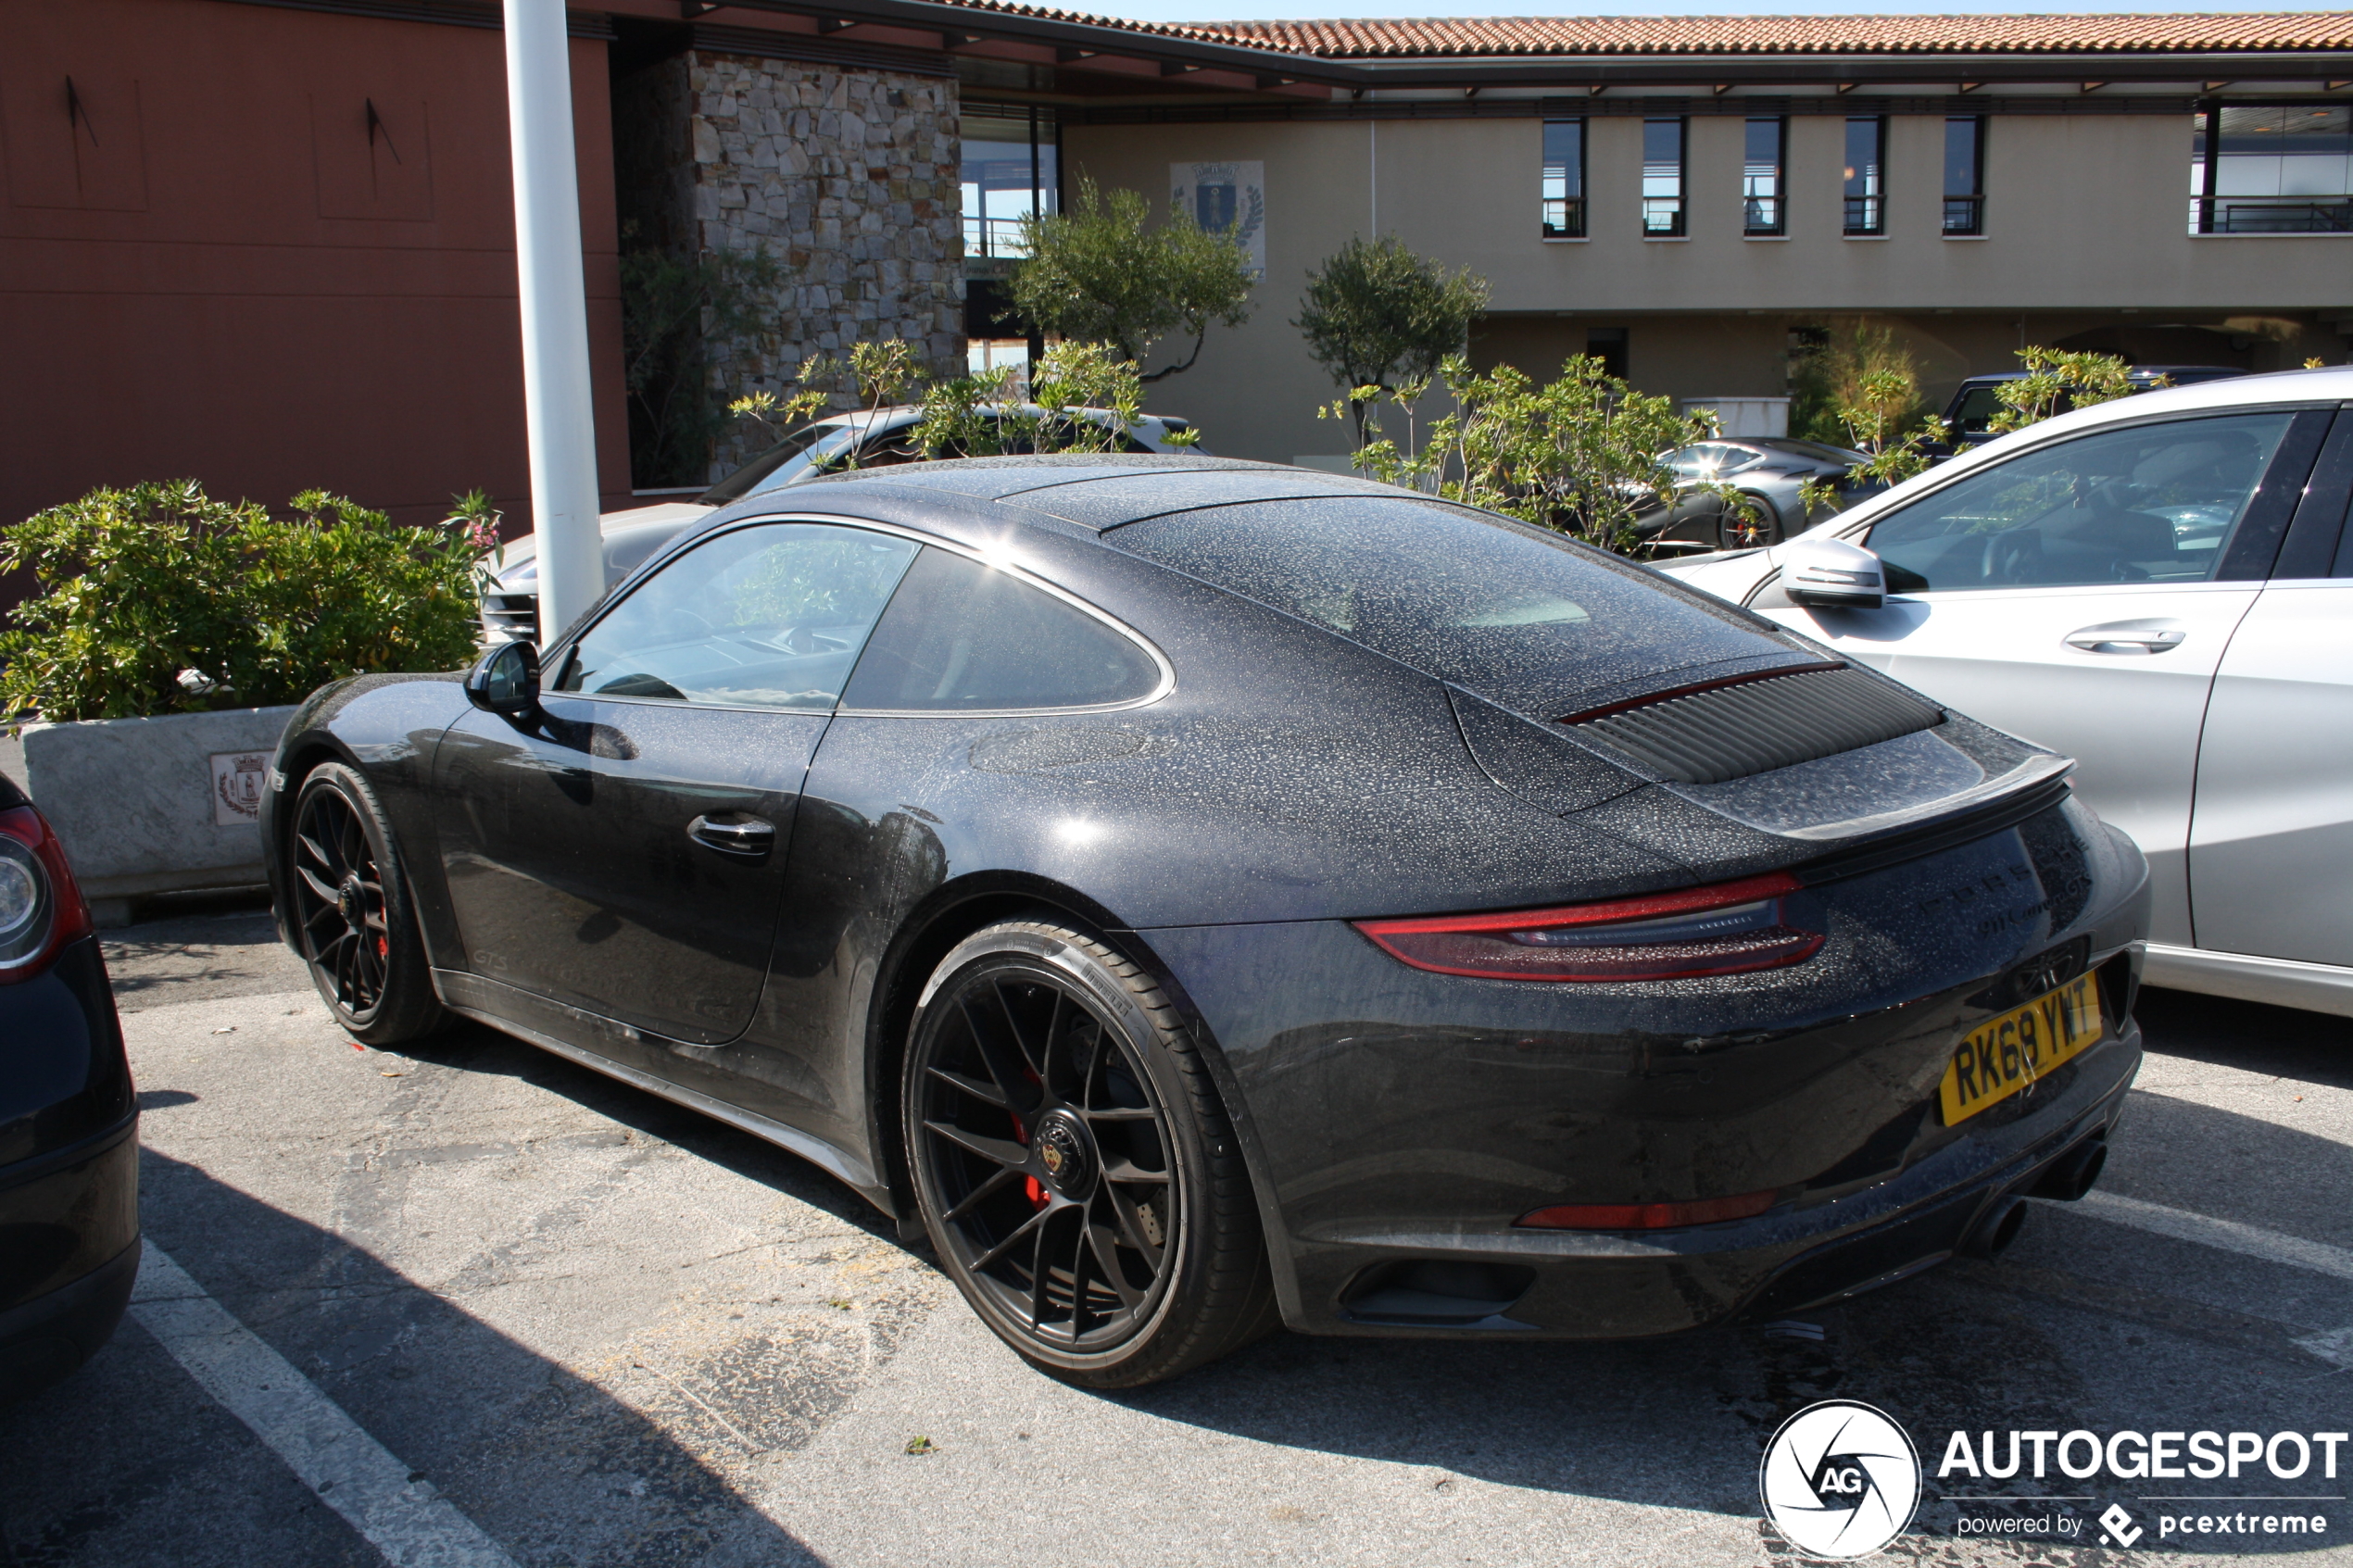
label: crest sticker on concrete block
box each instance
[211,752,268,826]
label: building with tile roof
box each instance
[3,0,2349,533]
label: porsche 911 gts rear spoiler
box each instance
[1785,759,2077,884]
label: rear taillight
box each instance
[0,803,94,983]
[1517,1189,1780,1230]
[1351,872,1821,983]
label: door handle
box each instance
[2064,627,2185,655]
[687,813,775,859]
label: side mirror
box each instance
[1778,534,1887,610]
[465,639,541,716]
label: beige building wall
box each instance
[1066,108,2353,463]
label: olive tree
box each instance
[1010,180,1254,382]
[1294,236,1491,445]
[1343,355,1725,553]
[1989,345,2149,432]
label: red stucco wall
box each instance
[0,0,632,548]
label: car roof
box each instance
[1953,365,2247,387]
[1749,437,1866,461]
[790,453,1416,531]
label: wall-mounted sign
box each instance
[211,751,268,826]
[1171,161,1265,277]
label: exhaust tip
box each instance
[2032,1136,2109,1202]
[1962,1196,2028,1260]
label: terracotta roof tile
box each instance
[1186,13,2353,57]
[890,0,1265,48]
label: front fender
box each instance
[263,673,471,961]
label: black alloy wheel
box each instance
[905,920,1277,1386]
[288,762,447,1046]
[1718,493,1784,549]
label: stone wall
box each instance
[676,52,964,477]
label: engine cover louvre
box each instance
[1560,665,1944,785]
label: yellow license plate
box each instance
[1939,972,2105,1125]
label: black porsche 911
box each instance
[263,455,2146,1387]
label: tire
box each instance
[902,918,1277,1387]
[285,761,448,1047]
[1718,493,1784,549]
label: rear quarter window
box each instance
[841,547,1164,712]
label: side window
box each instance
[1665,444,1731,476]
[1864,412,2296,592]
[841,548,1162,711]
[560,523,919,708]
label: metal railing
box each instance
[1942,195,1983,235]
[1542,197,1586,238]
[1743,194,1783,235]
[2189,196,2353,233]
[963,215,1033,259]
[1845,194,1885,234]
[1642,197,1685,236]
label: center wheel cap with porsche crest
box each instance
[1033,1109,1096,1198]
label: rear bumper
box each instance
[0,1115,142,1402]
[1309,1020,2138,1337]
[1143,795,2150,1338]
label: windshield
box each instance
[698,420,854,505]
[1108,496,1802,716]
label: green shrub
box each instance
[0,480,490,723]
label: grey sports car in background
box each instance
[1637,436,1872,551]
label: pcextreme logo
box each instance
[1759,1400,1923,1559]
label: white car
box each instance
[1660,366,2353,1016]
[482,405,1201,643]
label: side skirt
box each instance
[2143,942,2353,1019]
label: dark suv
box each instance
[1942,365,2247,447]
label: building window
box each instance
[1944,116,1986,234]
[2192,103,2353,233]
[1541,119,1586,238]
[1743,118,1786,234]
[1643,118,1685,236]
[962,104,1058,261]
[1843,117,1886,234]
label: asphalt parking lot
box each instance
[2,899,2348,1567]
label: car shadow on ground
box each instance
[0,1147,824,1568]
[358,1000,2353,1544]
[1084,1091,2352,1540]
[381,1018,908,1248]
[2135,985,2353,1090]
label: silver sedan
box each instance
[1661,366,2353,1016]
[481,405,1200,643]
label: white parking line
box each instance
[2075,1191,2353,1285]
[129,1241,516,1568]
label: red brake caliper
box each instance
[1007,1113,1049,1209]
[1011,1055,1051,1210]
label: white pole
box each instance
[501,0,602,648]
